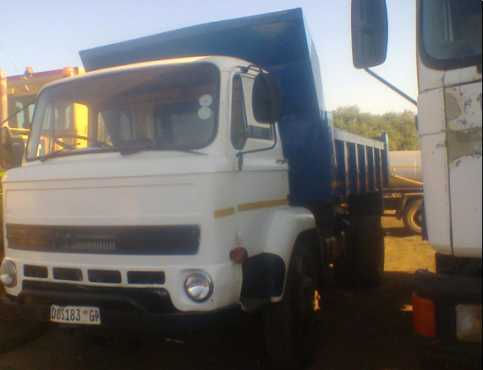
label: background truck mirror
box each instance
[351,0,389,69]
[252,73,281,124]
[0,126,18,170]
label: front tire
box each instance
[264,240,321,370]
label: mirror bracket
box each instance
[236,151,244,171]
[364,68,417,107]
[235,123,278,171]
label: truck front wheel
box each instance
[263,242,321,370]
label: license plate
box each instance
[50,305,101,325]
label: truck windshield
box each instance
[26,63,219,160]
[421,0,482,69]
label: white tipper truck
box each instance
[351,0,481,366]
[0,9,389,369]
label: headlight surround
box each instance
[0,259,18,288]
[184,271,213,303]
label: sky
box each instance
[0,0,417,114]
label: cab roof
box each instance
[39,56,247,93]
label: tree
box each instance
[333,106,420,151]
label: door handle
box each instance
[276,158,288,165]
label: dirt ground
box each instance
[0,216,460,370]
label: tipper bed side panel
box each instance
[333,129,387,198]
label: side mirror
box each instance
[252,72,281,124]
[0,126,20,170]
[351,0,389,69]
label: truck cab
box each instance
[1,55,298,311]
[415,2,481,359]
[351,0,481,364]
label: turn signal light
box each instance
[412,293,436,338]
[230,247,248,264]
[62,67,75,77]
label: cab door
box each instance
[445,81,482,257]
[229,73,289,256]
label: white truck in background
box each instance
[351,0,481,367]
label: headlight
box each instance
[456,304,482,343]
[184,272,213,303]
[0,259,18,288]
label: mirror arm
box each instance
[364,68,417,107]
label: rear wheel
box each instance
[335,194,385,289]
[264,240,321,370]
[351,215,385,288]
[403,198,423,235]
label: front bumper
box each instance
[0,281,241,334]
[413,270,481,365]
[416,336,481,368]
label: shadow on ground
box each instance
[312,272,419,370]
[0,273,422,370]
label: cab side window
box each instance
[231,75,247,150]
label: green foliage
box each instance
[333,106,420,151]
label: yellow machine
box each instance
[0,66,86,167]
[4,67,84,134]
[1,66,85,258]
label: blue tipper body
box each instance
[80,8,388,206]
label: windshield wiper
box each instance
[38,143,114,162]
[164,148,207,156]
[118,142,156,156]
[38,144,207,160]
[38,149,73,162]
[119,143,206,156]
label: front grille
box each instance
[20,281,176,314]
[127,271,165,285]
[24,265,48,279]
[7,224,200,255]
[53,268,83,282]
[88,270,122,284]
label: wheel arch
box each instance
[241,207,317,304]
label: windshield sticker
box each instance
[199,94,213,107]
[198,107,213,120]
